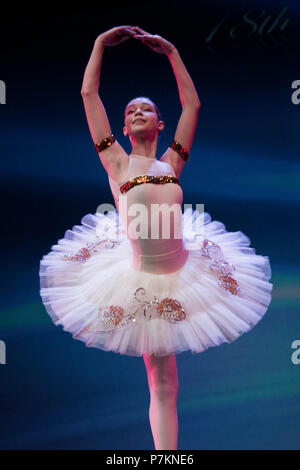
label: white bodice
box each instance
[108,154,188,273]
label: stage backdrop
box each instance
[0,0,299,450]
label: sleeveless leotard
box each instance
[108,154,189,274]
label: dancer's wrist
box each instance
[94,36,106,50]
[166,46,178,58]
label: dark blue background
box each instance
[0,0,299,450]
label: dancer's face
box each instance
[124,98,162,138]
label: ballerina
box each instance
[40,25,273,450]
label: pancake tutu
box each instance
[39,208,273,357]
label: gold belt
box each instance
[120,174,180,194]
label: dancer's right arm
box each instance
[81,27,133,180]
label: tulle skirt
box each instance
[39,208,273,357]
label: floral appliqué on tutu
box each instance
[61,232,240,332]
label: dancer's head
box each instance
[123,96,164,142]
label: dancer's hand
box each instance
[97,26,136,47]
[130,26,176,55]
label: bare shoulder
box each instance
[159,147,185,179]
[97,140,129,184]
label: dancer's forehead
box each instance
[126,99,154,109]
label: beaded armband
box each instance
[95,134,116,153]
[170,139,189,162]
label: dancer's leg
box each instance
[143,352,179,450]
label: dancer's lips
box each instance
[133,118,146,123]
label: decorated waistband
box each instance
[120,174,180,194]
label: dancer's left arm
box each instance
[131,27,201,177]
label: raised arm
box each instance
[131,27,201,178]
[81,27,134,181]
[161,47,201,177]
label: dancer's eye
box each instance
[127,108,152,114]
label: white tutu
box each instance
[39,207,273,357]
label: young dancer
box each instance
[40,26,273,450]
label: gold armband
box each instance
[95,134,116,153]
[170,139,189,162]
